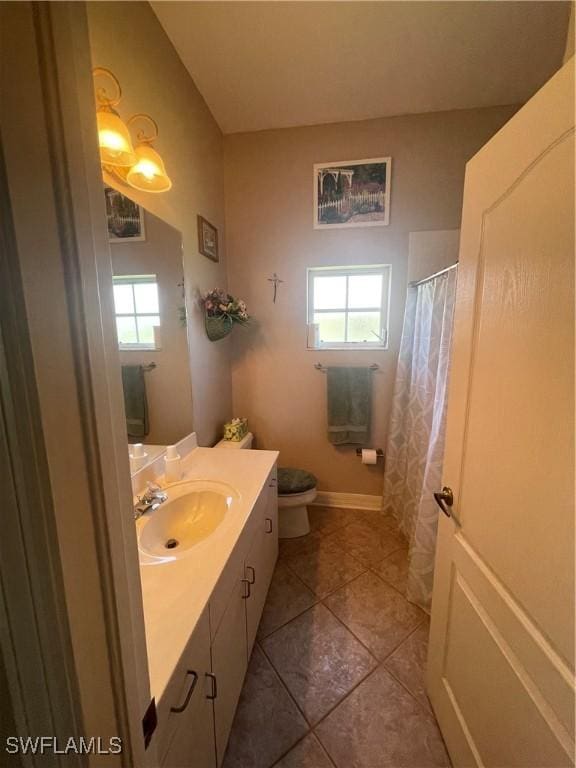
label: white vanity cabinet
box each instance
[153,466,278,768]
[159,608,216,768]
[244,474,278,655]
[211,566,248,765]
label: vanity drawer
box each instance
[156,607,214,765]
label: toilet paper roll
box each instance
[361,448,378,465]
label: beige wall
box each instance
[407,229,460,283]
[112,211,194,445]
[224,106,517,494]
[87,1,231,446]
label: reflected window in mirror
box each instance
[113,274,160,349]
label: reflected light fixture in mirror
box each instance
[93,68,172,193]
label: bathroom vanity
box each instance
[134,443,279,767]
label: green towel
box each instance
[121,365,149,439]
[326,367,372,445]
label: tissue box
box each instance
[223,418,248,442]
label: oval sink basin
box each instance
[137,480,240,561]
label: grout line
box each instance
[257,593,320,642]
[368,564,418,601]
[282,551,369,601]
[382,661,436,719]
[311,662,382,731]
[268,734,310,768]
[320,576,429,667]
[315,734,338,768]
[257,636,314,729]
[320,595,379,662]
[269,731,338,768]
[255,523,432,766]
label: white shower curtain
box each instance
[383,267,457,612]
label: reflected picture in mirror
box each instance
[107,190,193,474]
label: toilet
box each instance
[276,468,317,539]
[214,432,254,450]
[213,434,317,539]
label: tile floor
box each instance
[223,507,451,768]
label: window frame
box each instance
[112,274,161,350]
[306,264,391,350]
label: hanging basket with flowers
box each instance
[201,288,249,342]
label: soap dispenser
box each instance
[164,445,182,483]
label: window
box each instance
[113,275,160,349]
[307,265,391,349]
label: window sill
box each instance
[118,345,160,351]
[306,344,388,352]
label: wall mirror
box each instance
[105,187,193,474]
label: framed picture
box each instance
[313,157,392,229]
[104,186,146,242]
[197,215,219,262]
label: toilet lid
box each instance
[277,467,317,495]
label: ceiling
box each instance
[151,1,570,134]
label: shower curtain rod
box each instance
[410,263,457,287]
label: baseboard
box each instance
[312,491,382,511]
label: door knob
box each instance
[434,486,454,517]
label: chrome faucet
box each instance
[134,483,168,519]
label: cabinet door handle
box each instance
[245,565,256,585]
[241,578,251,599]
[265,517,273,534]
[205,672,217,700]
[170,670,198,713]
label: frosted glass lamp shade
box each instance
[126,144,172,193]
[97,110,137,167]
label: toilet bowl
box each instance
[213,437,316,539]
[277,468,317,539]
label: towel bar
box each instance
[314,363,379,373]
[141,363,157,372]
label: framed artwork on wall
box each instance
[313,157,392,229]
[104,186,146,242]
[197,215,219,262]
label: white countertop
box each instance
[137,447,278,704]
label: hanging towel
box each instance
[326,367,372,445]
[121,365,149,439]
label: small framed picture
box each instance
[197,215,219,262]
[104,186,146,242]
[314,157,392,229]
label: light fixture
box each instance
[126,115,172,193]
[93,68,172,193]
[93,68,136,168]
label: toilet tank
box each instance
[214,432,254,449]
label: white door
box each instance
[426,60,575,768]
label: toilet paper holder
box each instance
[356,448,384,459]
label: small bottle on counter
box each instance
[164,445,182,483]
[129,443,149,473]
